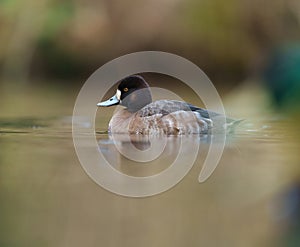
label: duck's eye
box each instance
[123,88,129,92]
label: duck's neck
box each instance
[122,88,152,112]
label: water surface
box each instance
[0,84,299,247]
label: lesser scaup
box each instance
[97,75,238,135]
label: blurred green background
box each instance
[1,0,300,115]
[0,0,299,83]
[1,0,300,247]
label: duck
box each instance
[97,75,238,135]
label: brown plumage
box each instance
[97,75,239,135]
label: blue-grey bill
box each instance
[97,95,120,107]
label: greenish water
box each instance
[0,84,300,247]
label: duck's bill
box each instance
[97,95,120,107]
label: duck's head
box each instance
[97,75,152,112]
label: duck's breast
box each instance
[108,105,214,135]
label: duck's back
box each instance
[109,100,237,135]
[130,100,215,135]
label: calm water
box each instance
[0,84,300,247]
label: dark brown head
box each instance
[97,75,152,112]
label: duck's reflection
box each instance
[98,134,212,177]
[123,135,151,151]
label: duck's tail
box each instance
[225,118,244,133]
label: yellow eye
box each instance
[124,88,128,92]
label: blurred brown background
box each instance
[0,0,299,83]
[1,1,300,247]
